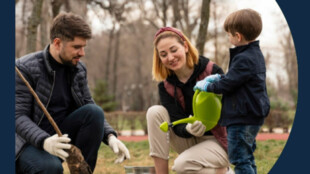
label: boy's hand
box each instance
[205,74,221,82]
[193,80,210,91]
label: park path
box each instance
[118,133,289,142]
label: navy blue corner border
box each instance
[4,0,310,173]
[2,0,15,173]
[270,0,310,173]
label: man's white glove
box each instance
[43,134,71,161]
[185,120,206,137]
[108,135,130,163]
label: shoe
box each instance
[226,167,235,174]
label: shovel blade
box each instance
[66,145,92,174]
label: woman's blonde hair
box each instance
[152,28,199,81]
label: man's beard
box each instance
[59,54,79,67]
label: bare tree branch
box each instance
[138,0,159,29]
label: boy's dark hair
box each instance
[224,9,262,41]
[50,12,92,42]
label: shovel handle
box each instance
[15,66,63,136]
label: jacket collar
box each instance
[43,44,78,76]
[43,45,54,76]
[229,40,260,59]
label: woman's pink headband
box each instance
[154,27,185,41]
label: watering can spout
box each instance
[159,90,222,132]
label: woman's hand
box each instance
[185,121,206,137]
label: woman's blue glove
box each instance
[204,74,221,82]
[193,80,210,91]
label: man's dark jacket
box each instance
[15,45,116,159]
[207,41,270,126]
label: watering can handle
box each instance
[171,90,199,126]
[192,90,200,116]
[172,116,196,125]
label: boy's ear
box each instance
[235,32,243,42]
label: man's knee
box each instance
[41,159,63,174]
[82,104,105,122]
[17,145,63,174]
[29,157,63,174]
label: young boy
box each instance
[194,9,270,174]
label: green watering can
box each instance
[159,90,222,132]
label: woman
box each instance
[146,27,232,174]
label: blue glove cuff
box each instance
[203,82,210,91]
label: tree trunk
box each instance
[283,33,298,106]
[171,0,180,27]
[16,0,28,58]
[161,0,168,27]
[67,0,88,18]
[40,0,50,49]
[134,40,144,110]
[112,29,121,101]
[212,2,218,64]
[51,0,63,17]
[26,0,43,53]
[105,25,115,83]
[196,0,211,55]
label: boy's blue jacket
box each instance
[207,41,270,126]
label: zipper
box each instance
[71,85,83,107]
[15,134,26,160]
[17,72,56,160]
[38,71,56,125]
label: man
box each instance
[15,12,130,173]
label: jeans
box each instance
[16,104,105,174]
[227,124,261,174]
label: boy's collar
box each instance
[229,40,260,56]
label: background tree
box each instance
[15,0,297,130]
[26,0,43,53]
[204,1,231,71]
[196,0,210,55]
[93,80,117,111]
[282,31,298,107]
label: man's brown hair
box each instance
[50,12,92,42]
[224,9,262,41]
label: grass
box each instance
[63,139,286,174]
[254,140,287,174]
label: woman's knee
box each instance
[173,157,217,174]
[173,155,188,173]
[146,105,169,122]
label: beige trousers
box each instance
[146,105,229,174]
